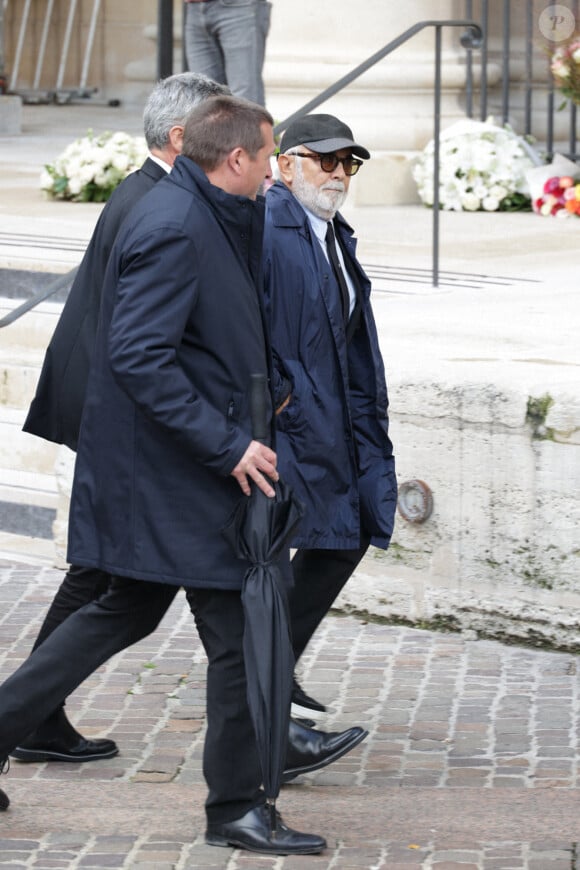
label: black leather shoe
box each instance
[291,677,326,713]
[0,757,9,811]
[206,804,326,855]
[283,717,368,782]
[11,734,118,763]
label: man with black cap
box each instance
[264,114,398,715]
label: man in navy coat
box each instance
[0,97,326,855]
[264,114,398,700]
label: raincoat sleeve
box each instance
[108,230,250,476]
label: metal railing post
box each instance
[479,0,489,121]
[501,0,510,125]
[433,25,443,288]
[157,0,173,80]
[9,0,33,93]
[55,0,78,92]
[465,0,474,118]
[0,0,5,89]
[524,0,533,135]
[182,2,189,72]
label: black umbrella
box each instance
[222,374,303,830]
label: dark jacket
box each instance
[263,181,397,550]
[23,158,166,451]
[67,156,272,589]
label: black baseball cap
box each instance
[279,114,370,159]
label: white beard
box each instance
[291,160,348,220]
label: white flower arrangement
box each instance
[40,130,149,203]
[412,118,538,213]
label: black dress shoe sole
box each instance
[205,832,325,855]
[10,745,119,763]
[282,728,369,783]
[291,691,327,714]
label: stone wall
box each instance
[337,382,580,651]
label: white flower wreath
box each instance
[412,118,538,213]
[41,129,149,203]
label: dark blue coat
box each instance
[23,158,166,451]
[263,181,397,550]
[67,156,272,589]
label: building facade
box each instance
[2,1,574,198]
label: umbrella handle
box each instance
[250,373,269,443]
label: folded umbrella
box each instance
[222,374,303,831]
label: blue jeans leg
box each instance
[185,1,227,86]
[185,0,266,104]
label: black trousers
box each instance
[30,528,368,735]
[289,533,371,663]
[30,565,178,734]
[0,576,263,824]
[31,565,115,651]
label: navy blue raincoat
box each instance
[67,156,273,589]
[263,181,397,550]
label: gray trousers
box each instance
[184,0,272,105]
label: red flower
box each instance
[535,172,580,216]
[543,176,562,194]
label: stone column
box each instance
[264,0,482,204]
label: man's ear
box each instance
[168,125,184,154]
[276,154,294,185]
[227,146,245,176]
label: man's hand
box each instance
[231,440,279,497]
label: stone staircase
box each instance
[2,97,580,645]
[0,294,62,564]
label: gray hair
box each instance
[143,73,232,150]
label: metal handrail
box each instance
[1,17,482,329]
[0,268,77,329]
[273,20,483,287]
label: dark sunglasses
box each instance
[287,151,364,176]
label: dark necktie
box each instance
[325,221,350,324]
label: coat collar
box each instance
[170,154,265,226]
[169,155,265,286]
[140,156,168,184]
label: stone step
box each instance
[1,359,43,411]
[0,296,61,357]
[0,460,59,565]
[0,404,60,547]
[0,283,64,551]
[0,462,58,507]
[0,529,56,565]
[1,297,60,427]
[0,407,59,475]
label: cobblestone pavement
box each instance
[1,560,579,868]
